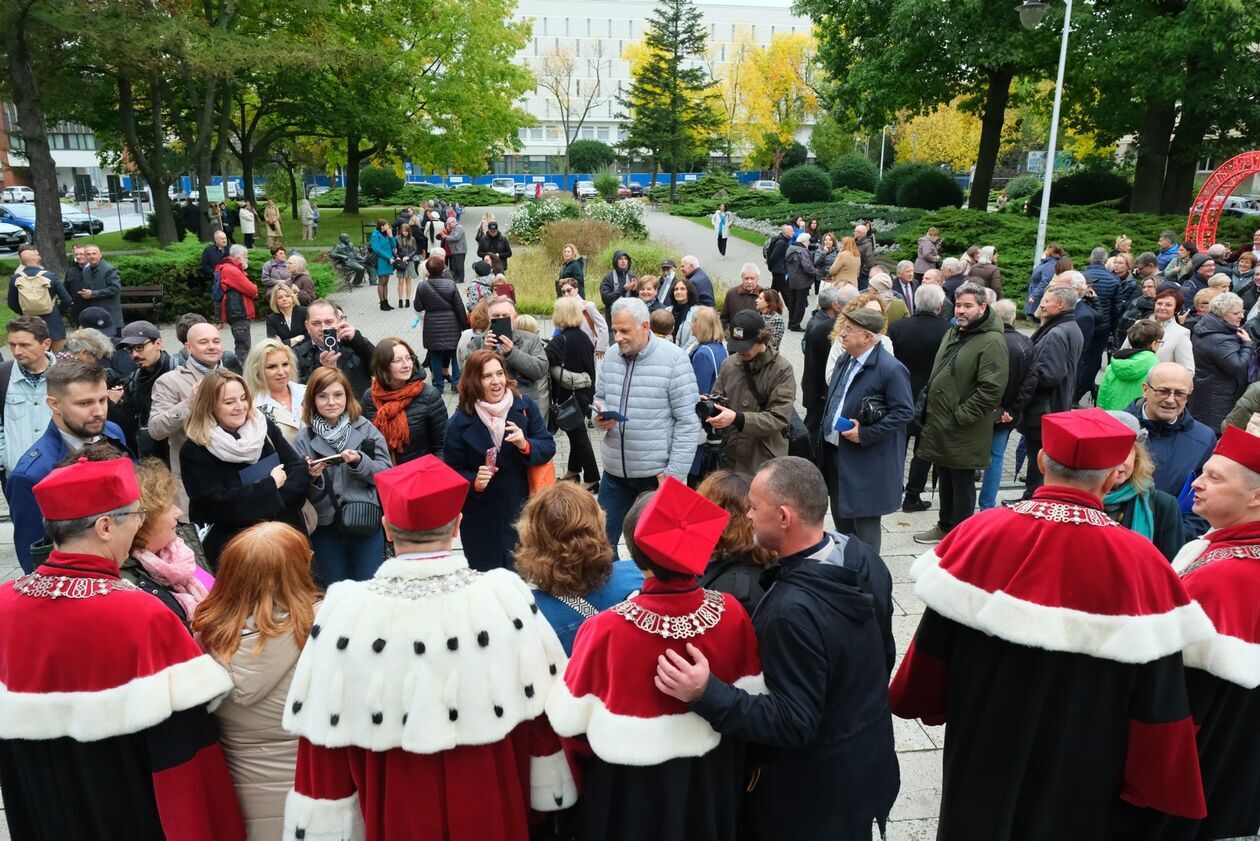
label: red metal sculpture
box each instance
[1184,151,1260,249]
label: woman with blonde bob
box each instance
[265,283,307,348]
[244,338,306,444]
[514,482,642,654]
[1101,411,1184,561]
[179,369,309,569]
[193,521,321,841]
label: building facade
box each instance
[0,102,115,196]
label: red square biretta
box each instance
[1214,425,1260,474]
[1041,408,1136,470]
[633,476,731,576]
[376,454,469,532]
[33,457,140,520]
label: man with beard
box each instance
[7,360,128,572]
[116,320,178,458]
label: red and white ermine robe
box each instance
[0,551,245,841]
[282,553,577,841]
[889,487,1216,841]
[546,577,764,841]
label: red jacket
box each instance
[216,258,258,321]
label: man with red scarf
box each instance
[890,408,1215,840]
[1154,425,1260,840]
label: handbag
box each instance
[521,406,557,495]
[915,340,967,427]
[857,394,889,426]
[553,394,586,432]
[336,499,383,538]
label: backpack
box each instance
[492,280,516,303]
[211,267,225,307]
[14,270,54,316]
[762,238,772,261]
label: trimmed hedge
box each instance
[895,168,964,211]
[830,154,879,192]
[875,163,934,205]
[779,164,833,203]
[1004,175,1042,201]
[314,183,507,208]
[1049,169,1132,207]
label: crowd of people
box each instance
[0,213,1258,841]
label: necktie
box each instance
[903,283,914,315]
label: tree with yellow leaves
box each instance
[892,100,1018,172]
[739,33,821,170]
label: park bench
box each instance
[120,284,164,321]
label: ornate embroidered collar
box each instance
[14,571,137,599]
[1007,499,1118,528]
[367,553,480,599]
[611,589,725,639]
[1182,543,1260,577]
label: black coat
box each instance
[997,324,1033,431]
[1189,314,1256,433]
[360,375,449,464]
[691,535,900,840]
[889,311,952,399]
[200,244,228,281]
[265,307,307,346]
[476,232,512,269]
[1016,311,1084,435]
[413,276,468,352]
[294,329,376,398]
[1103,487,1185,562]
[179,417,309,569]
[765,234,791,274]
[801,309,837,413]
[545,326,596,412]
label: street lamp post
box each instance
[1018,0,1073,266]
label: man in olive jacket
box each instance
[914,282,1008,544]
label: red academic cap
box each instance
[1041,408,1136,470]
[1214,425,1260,474]
[376,455,469,532]
[33,457,140,521]
[633,477,731,576]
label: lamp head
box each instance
[1017,0,1048,28]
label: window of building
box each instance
[596,125,610,140]
[580,126,595,139]
[547,125,562,140]
[530,127,545,140]
[519,128,529,140]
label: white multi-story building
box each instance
[501,0,815,173]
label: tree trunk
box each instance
[196,144,213,242]
[344,136,363,215]
[241,147,255,205]
[5,5,67,273]
[285,162,299,219]
[967,69,1013,211]
[1160,113,1206,215]
[149,186,178,245]
[1129,101,1176,213]
[669,161,678,203]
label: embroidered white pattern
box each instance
[1007,500,1117,528]
[13,573,137,599]
[365,566,481,599]
[1181,544,1260,577]
[611,589,725,638]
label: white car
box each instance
[2,186,35,202]
[749,180,780,192]
[575,180,598,199]
[0,221,28,251]
[1223,196,1260,217]
[490,177,516,196]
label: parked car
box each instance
[575,180,598,200]
[514,183,528,197]
[307,185,330,198]
[541,182,561,196]
[616,181,646,199]
[2,187,35,203]
[452,182,476,190]
[0,221,29,251]
[749,180,780,192]
[491,177,516,196]
[61,207,105,235]
[0,204,74,236]
[1223,196,1260,218]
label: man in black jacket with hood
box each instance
[598,249,637,324]
[764,224,792,297]
[656,456,899,841]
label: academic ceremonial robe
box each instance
[0,551,245,841]
[1151,523,1260,840]
[282,553,577,841]
[546,577,764,841]
[890,486,1215,841]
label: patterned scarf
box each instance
[311,413,351,452]
[370,378,426,455]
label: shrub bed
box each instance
[539,219,623,263]
[314,184,507,209]
[896,167,964,210]
[875,163,935,205]
[830,154,879,192]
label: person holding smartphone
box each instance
[470,295,550,409]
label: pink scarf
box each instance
[132,538,212,616]
[475,392,514,448]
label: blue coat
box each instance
[442,393,556,572]
[533,560,644,655]
[8,420,129,573]
[1024,256,1058,316]
[369,228,395,277]
[819,342,914,518]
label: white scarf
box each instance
[207,409,269,464]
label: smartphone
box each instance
[485,447,499,470]
[321,327,341,354]
[490,316,513,339]
[597,409,629,423]
[309,452,346,465]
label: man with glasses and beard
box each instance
[117,320,177,457]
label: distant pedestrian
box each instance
[711,202,730,256]
[263,199,283,250]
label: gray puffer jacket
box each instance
[292,417,393,527]
[595,335,701,480]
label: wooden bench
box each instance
[121,285,164,321]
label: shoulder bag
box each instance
[741,362,812,459]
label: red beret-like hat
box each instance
[33,457,140,520]
[1041,408,1136,470]
[376,455,469,532]
[633,477,731,576]
[1214,425,1260,474]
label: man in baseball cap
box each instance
[116,320,161,348]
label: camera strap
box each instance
[741,362,770,412]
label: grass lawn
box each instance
[679,215,764,246]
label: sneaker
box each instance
[902,497,931,513]
[912,526,947,545]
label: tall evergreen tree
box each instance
[618,0,721,202]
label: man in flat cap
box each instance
[891,408,1215,840]
[282,455,575,841]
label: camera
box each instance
[322,328,340,353]
[695,396,727,422]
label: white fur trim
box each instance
[530,750,578,811]
[1172,539,1211,574]
[1184,632,1260,689]
[284,790,365,841]
[284,568,567,753]
[913,550,1215,664]
[545,672,766,767]
[0,653,231,742]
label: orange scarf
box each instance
[370,378,426,456]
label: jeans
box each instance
[310,525,385,587]
[428,349,460,391]
[598,472,659,555]
[978,428,1012,510]
[229,318,251,361]
[937,465,977,534]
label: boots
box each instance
[379,300,394,311]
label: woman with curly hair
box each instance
[514,482,642,655]
[695,470,776,614]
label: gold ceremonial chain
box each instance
[611,589,726,639]
[1006,500,1117,528]
[13,572,138,599]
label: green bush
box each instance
[1004,175,1042,201]
[568,139,617,174]
[833,187,876,203]
[593,166,621,202]
[778,165,832,204]
[1050,169,1131,207]
[122,226,149,242]
[830,154,879,192]
[539,219,622,263]
[360,167,405,203]
[896,168,964,211]
[875,163,933,205]
[506,198,582,244]
[583,198,648,239]
[780,141,809,172]
[313,182,506,209]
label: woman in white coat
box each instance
[711,202,730,257]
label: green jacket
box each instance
[918,305,1009,469]
[1096,349,1158,411]
[1223,379,1260,432]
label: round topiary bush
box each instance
[779,164,833,204]
[895,168,964,210]
[360,166,404,203]
[1050,169,1131,206]
[830,154,879,192]
[1004,175,1042,201]
[874,162,933,205]
[779,142,809,172]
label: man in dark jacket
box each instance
[784,235,818,330]
[117,320,177,458]
[1015,284,1084,498]
[890,283,951,512]
[680,255,715,307]
[598,249,637,323]
[64,244,88,321]
[1180,253,1218,303]
[720,265,762,329]
[78,245,122,336]
[295,299,377,397]
[1023,243,1064,320]
[979,299,1033,510]
[182,198,201,240]
[657,456,899,841]
[764,225,792,297]
[801,285,849,447]
[200,230,229,285]
[475,221,512,271]
[1077,247,1123,402]
[854,223,876,290]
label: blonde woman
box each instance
[284,253,316,306]
[558,277,607,357]
[244,338,306,444]
[547,296,598,488]
[830,236,861,286]
[264,283,307,347]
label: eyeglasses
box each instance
[126,340,154,353]
[1146,386,1190,400]
[108,508,148,522]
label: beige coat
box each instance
[213,625,303,841]
[147,360,214,520]
[830,251,861,286]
